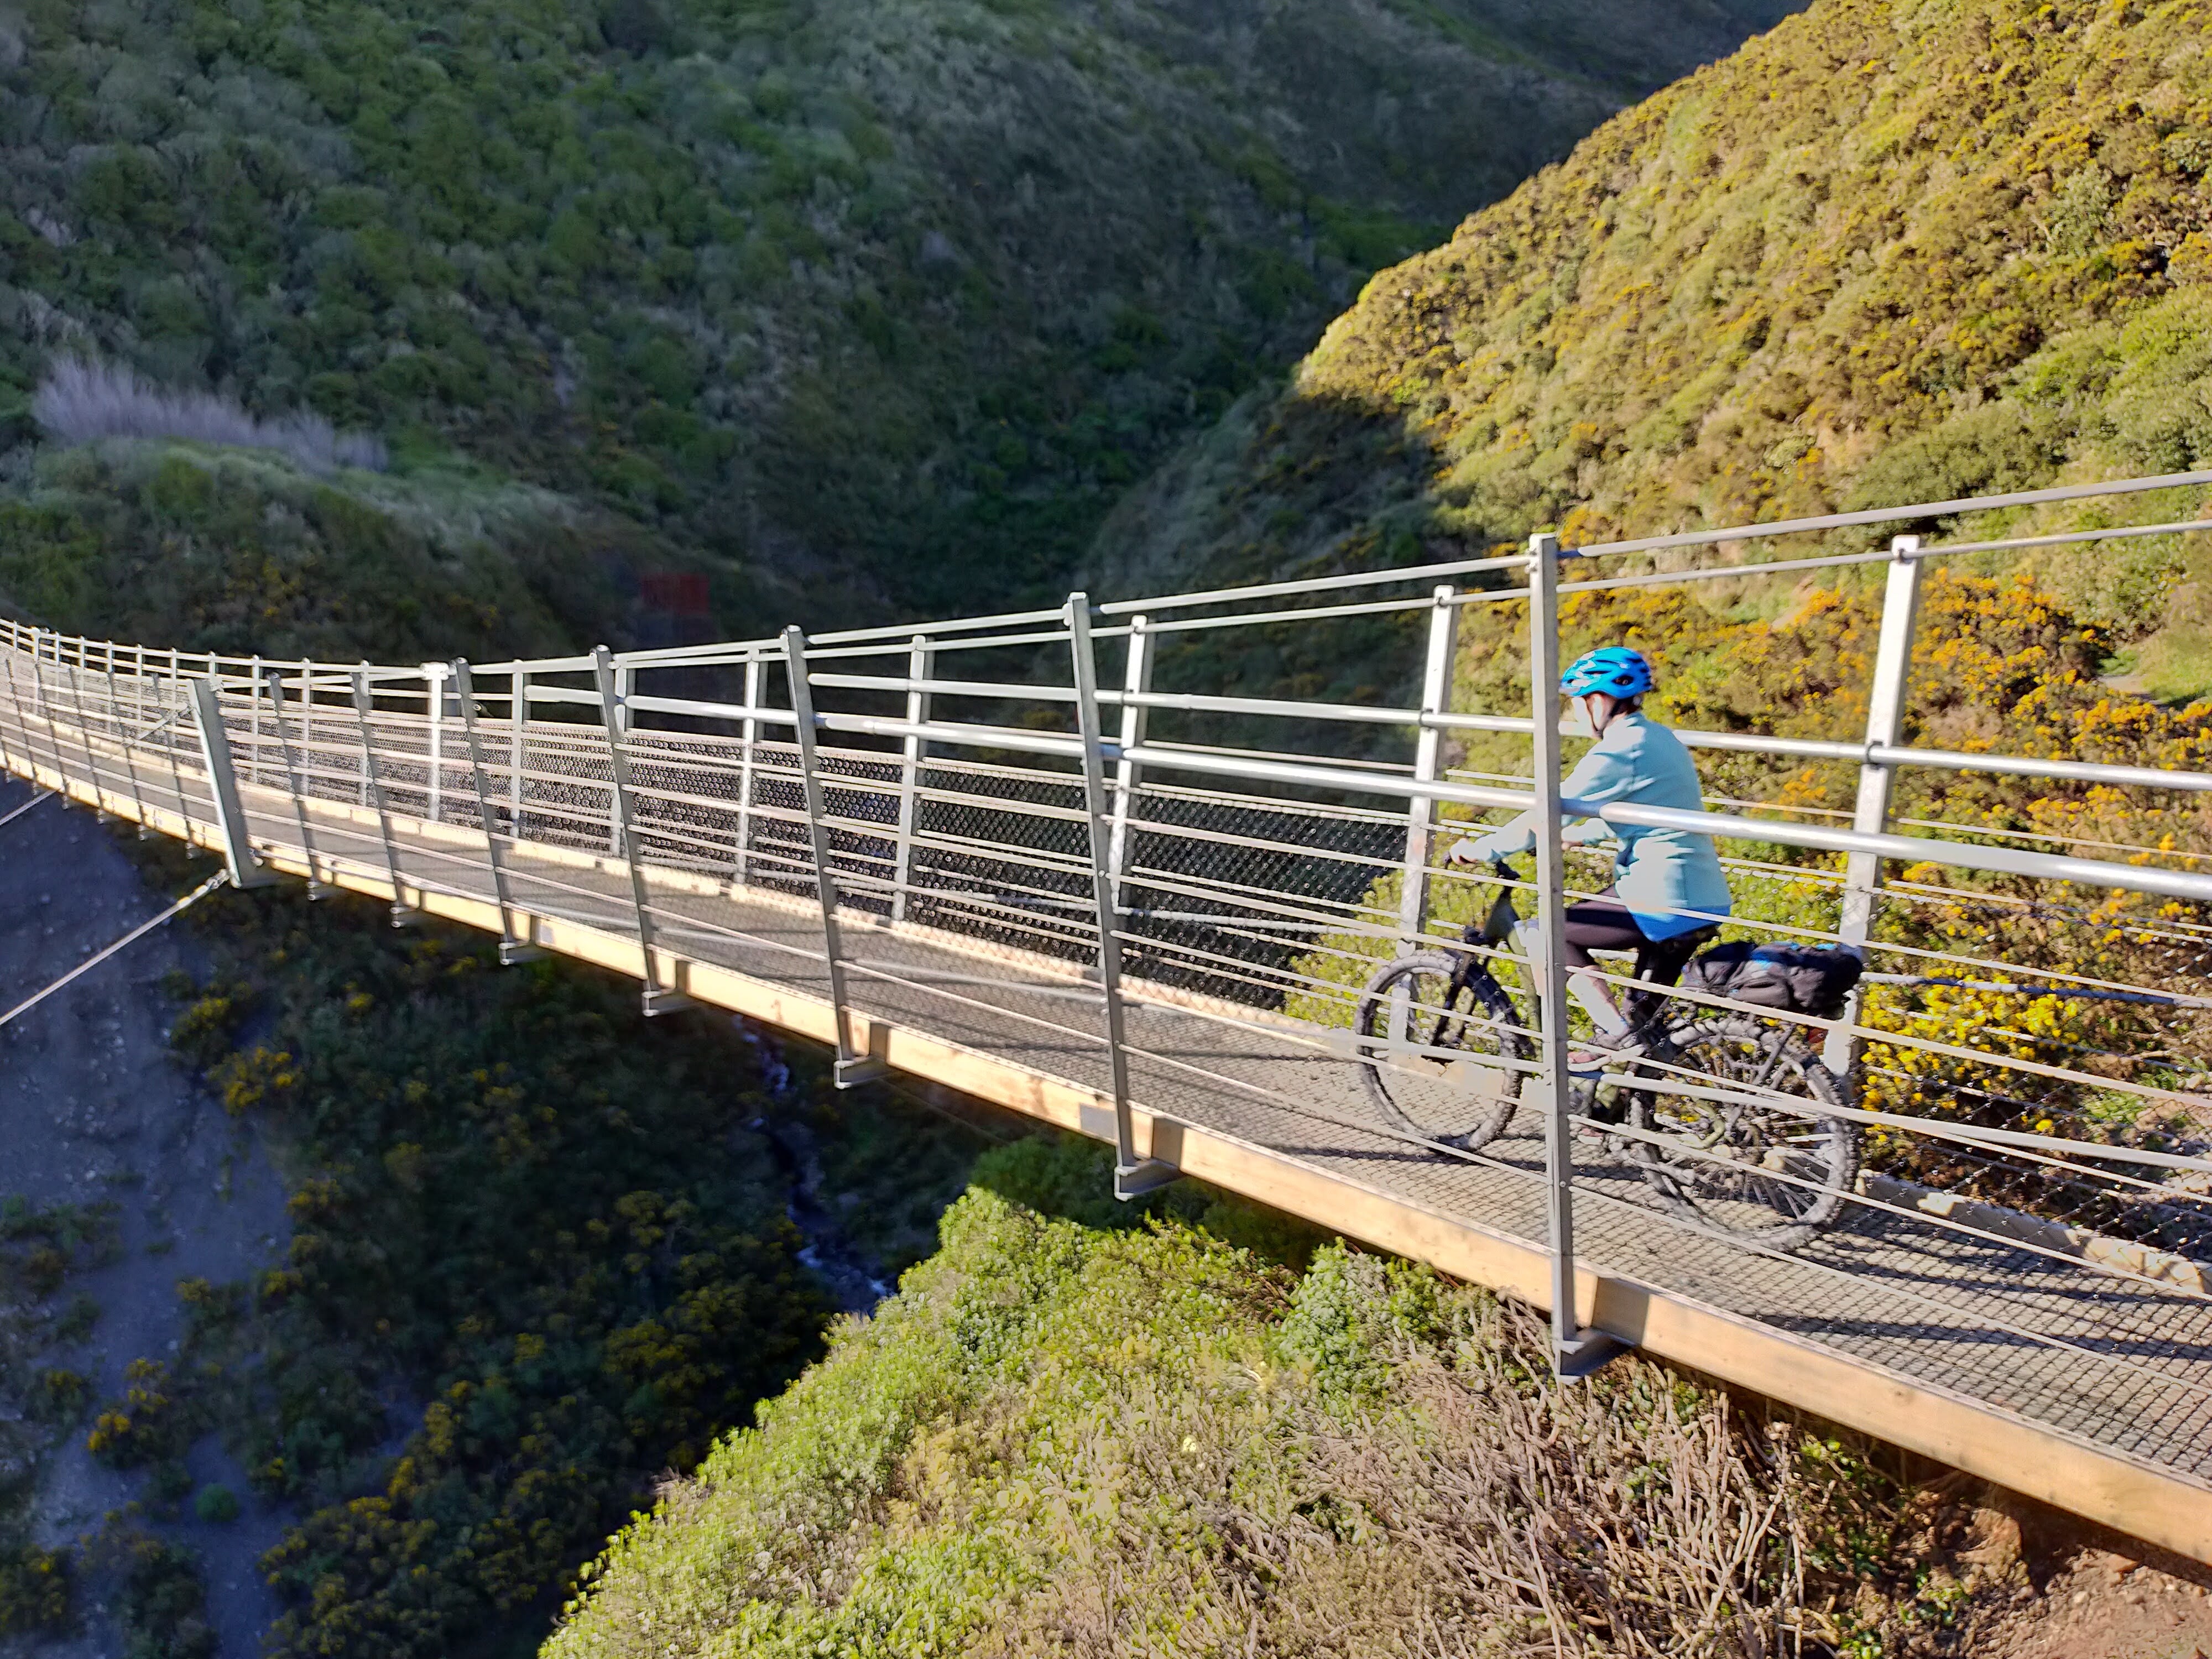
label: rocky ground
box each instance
[0,776,291,1658]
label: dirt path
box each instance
[0,778,291,1658]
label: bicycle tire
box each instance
[1354,952,1533,1152]
[1621,1015,1858,1252]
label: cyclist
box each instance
[1447,646,1730,1072]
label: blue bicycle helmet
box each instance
[1560,646,1654,700]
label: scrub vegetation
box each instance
[0,0,1801,642]
[79,849,1004,1659]
[545,1182,2020,1659]
[1096,0,2212,696]
[0,1200,112,1640]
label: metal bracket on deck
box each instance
[185,679,277,890]
[1113,1158,1181,1201]
[833,1055,889,1089]
[1555,1327,1629,1381]
[642,987,695,1017]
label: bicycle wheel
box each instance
[1622,1015,1859,1251]
[1354,952,1533,1151]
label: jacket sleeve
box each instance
[1453,741,1635,861]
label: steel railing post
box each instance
[58,652,110,818]
[1399,585,1460,950]
[1070,592,1176,1199]
[186,677,276,889]
[424,662,446,823]
[604,661,625,855]
[733,654,761,884]
[261,666,328,898]
[593,645,689,1014]
[59,646,95,812]
[103,658,148,832]
[1826,535,1925,1076]
[248,653,262,787]
[162,650,195,846]
[1527,532,1620,1379]
[784,625,883,1086]
[889,634,933,925]
[509,669,529,841]
[350,667,416,925]
[454,660,541,964]
[298,657,314,795]
[1107,613,1152,925]
[25,629,70,804]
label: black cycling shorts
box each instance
[1559,890,1705,989]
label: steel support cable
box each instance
[1547,516,2212,601]
[1109,865,1391,940]
[0,791,53,830]
[1120,812,1404,877]
[1706,790,2212,866]
[1124,1016,2205,1379]
[1106,934,1388,1019]
[1506,853,2212,1004]
[1880,878,2212,947]
[1555,1103,2210,1306]
[0,873,228,1035]
[1110,740,2212,909]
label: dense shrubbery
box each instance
[96,865,838,1658]
[1100,0,2212,695]
[546,1185,1999,1657]
[0,1196,118,1638]
[85,839,1024,1659]
[0,0,1796,628]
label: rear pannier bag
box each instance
[1679,941,1864,1019]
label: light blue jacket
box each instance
[1460,713,1731,940]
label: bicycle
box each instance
[1353,857,1859,1251]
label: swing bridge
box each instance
[5,469,2212,1563]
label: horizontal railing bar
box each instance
[1097,551,1530,618]
[623,692,800,726]
[1571,467,2212,559]
[1117,742,2212,904]
[807,671,1077,703]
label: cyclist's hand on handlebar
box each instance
[1446,833,1517,869]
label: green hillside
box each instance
[0,0,1804,650]
[544,1175,2017,1659]
[1093,0,2212,690]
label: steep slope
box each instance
[0,0,1806,635]
[1094,0,2212,684]
[543,1171,2179,1659]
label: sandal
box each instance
[1567,1035,1647,1077]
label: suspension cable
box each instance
[0,872,228,1034]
